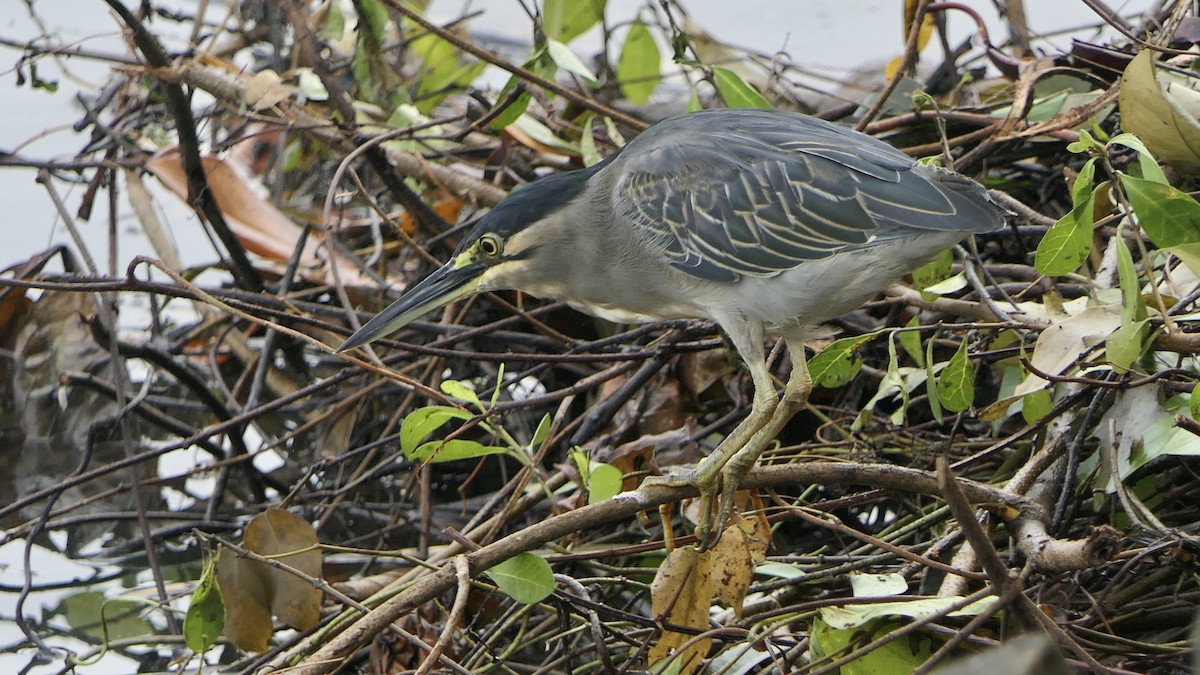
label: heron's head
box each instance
[336,168,597,353]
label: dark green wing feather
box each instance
[609,109,1006,283]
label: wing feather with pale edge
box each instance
[609,110,1006,283]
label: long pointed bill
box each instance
[336,260,486,353]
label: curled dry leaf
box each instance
[649,546,714,673]
[1119,49,1200,172]
[145,149,375,287]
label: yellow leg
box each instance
[712,339,811,540]
[643,322,777,544]
[645,330,811,547]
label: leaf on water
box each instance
[486,552,555,604]
[617,19,660,105]
[649,546,714,671]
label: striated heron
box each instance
[337,108,1007,542]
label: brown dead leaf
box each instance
[243,508,323,631]
[710,513,770,617]
[649,546,714,673]
[145,149,373,287]
[216,508,323,651]
[677,349,735,399]
[1119,49,1200,172]
[217,547,274,652]
[244,69,293,110]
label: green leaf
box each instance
[712,67,772,109]
[1118,172,1200,248]
[410,30,486,113]
[542,0,606,43]
[899,317,925,368]
[184,553,225,653]
[1067,128,1104,154]
[587,462,623,504]
[489,77,534,130]
[812,618,931,675]
[489,51,555,130]
[1072,157,1097,207]
[531,412,553,448]
[351,0,402,107]
[570,450,621,503]
[1106,319,1150,371]
[1035,194,1094,276]
[809,334,873,388]
[486,552,555,604]
[547,39,599,85]
[441,380,482,408]
[400,405,474,456]
[579,114,602,166]
[1021,389,1053,424]
[1191,391,1200,421]
[320,0,345,40]
[936,340,975,412]
[1169,242,1200,277]
[912,248,952,300]
[512,114,581,153]
[685,86,703,113]
[410,438,505,463]
[296,69,329,101]
[1114,234,1147,324]
[1108,133,1169,184]
[819,596,997,630]
[884,335,908,426]
[617,19,660,105]
[925,335,943,422]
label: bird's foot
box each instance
[642,465,723,549]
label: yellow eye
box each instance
[479,234,502,257]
